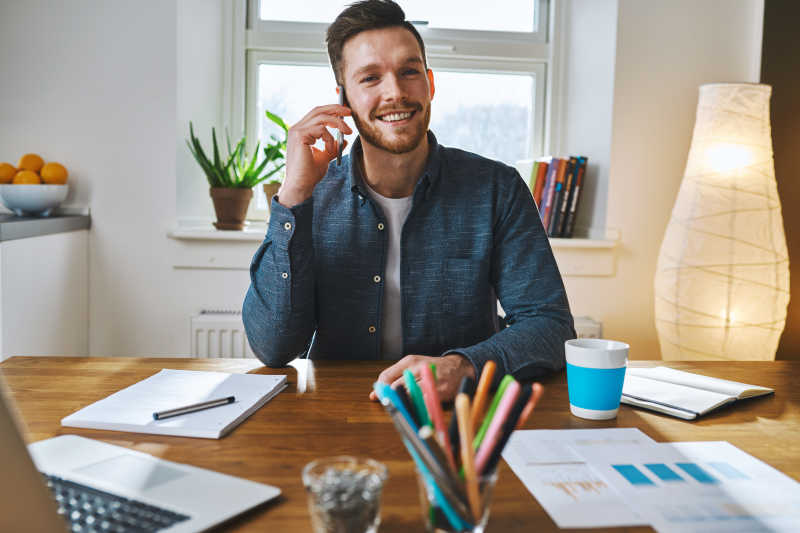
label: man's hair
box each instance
[326,0,427,85]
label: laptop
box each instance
[0,379,281,532]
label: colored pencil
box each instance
[456,393,481,522]
[470,361,496,434]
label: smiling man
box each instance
[243,0,575,401]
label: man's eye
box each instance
[403,69,420,76]
[361,75,378,83]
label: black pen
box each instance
[153,396,235,420]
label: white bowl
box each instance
[0,184,69,217]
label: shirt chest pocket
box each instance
[442,257,489,318]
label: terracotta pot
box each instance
[262,182,281,215]
[209,187,253,230]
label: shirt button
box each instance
[373,275,381,283]
[368,326,376,333]
[284,222,292,231]
[281,272,289,279]
[377,222,385,231]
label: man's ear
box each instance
[427,69,435,100]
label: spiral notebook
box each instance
[61,369,287,438]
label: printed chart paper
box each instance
[572,440,800,533]
[502,428,655,528]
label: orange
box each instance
[12,170,42,184]
[0,163,16,183]
[41,162,68,184]
[18,153,44,172]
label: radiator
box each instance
[190,310,255,359]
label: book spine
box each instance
[563,156,587,238]
[533,160,549,208]
[540,159,559,228]
[555,156,578,237]
[528,161,539,197]
[547,159,569,237]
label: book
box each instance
[540,158,560,229]
[528,161,540,197]
[61,369,287,438]
[554,156,579,237]
[562,156,587,238]
[621,366,773,420]
[532,159,549,208]
[546,158,569,236]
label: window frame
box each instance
[231,0,554,219]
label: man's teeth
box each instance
[380,111,413,122]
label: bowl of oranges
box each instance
[0,154,69,217]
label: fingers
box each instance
[376,355,420,387]
[292,106,353,139]
[370,355,427,400]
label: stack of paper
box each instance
[503,429,800,532]
[62,369,287,439]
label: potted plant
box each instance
[260,110,289,213]
[186,113,287,229]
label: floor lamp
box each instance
[654,83,790,361]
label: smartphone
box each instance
[336,85,345,166]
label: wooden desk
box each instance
[1,357,797,532]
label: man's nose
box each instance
[381,74,407,102]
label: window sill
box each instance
[167,222,267,242]
[167,220,619,276]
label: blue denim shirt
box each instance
[243,132,574,381]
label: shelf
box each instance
[549,237,616,249]
[168,221,618,249]
[168,222,267,242]
[167,220,618,275]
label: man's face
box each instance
[340,26,434,155]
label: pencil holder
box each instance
[414,468,498,533]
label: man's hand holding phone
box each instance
[278,91,352,208]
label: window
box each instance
[239,0,551,217]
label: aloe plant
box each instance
[186,122,239,188]
[185,109,289,189]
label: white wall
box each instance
[177,0,226,221]
[560,0,764,358]
[0,0,765,359]
[554,0,618,239]
[0,0,253,357]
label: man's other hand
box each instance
[368,353,477,403]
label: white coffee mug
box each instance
[565,338,629,420]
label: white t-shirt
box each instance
[364,183,413,360]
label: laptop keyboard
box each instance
[44,474,191,532]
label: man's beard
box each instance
[351,102,431,154]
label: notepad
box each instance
[620,366,773,420]
[61,369,287,438]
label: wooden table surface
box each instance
[1,357,798,532]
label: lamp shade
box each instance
[654,83,790,360]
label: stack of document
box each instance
[502,428,800,532]
[62,369,287,439]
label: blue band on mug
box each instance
[566,363,626,411]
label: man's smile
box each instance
[377,110,415,123]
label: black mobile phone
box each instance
[336,85,345,166]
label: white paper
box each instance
[623,375,733,416]
[626,366,772,398]
[62,369,287,438]
[502,428,655,528]
[572,440,800,533]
